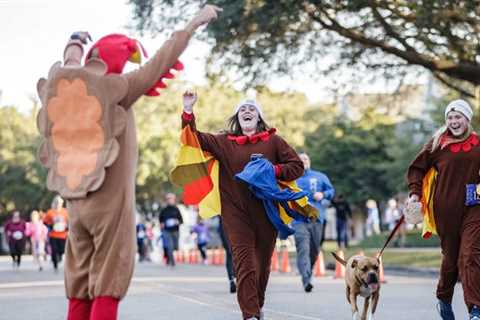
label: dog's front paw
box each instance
[352,311,359,320]
[367,313,375,320]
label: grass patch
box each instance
[357,229,440,248]
[320,229,442,269]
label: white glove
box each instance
[404,200,423,225]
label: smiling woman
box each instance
[180,91,304,320]
[226,99,270,137]
[406,99,480,320]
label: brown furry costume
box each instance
[37,30,192,319]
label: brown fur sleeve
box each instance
[274,135,304,181]
[181,112,225,161]
[406,140,434,198]
[122,30,192,108]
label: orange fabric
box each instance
[44,208,69,239]
[48,78,104,190]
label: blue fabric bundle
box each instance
[235,157,309,239]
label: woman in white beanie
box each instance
[181,91,303,320]
[406,99,480,320]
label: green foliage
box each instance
[304,105,428,206]
[129,0,480,96]
[0,107,51,223]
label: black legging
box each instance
[198,243,207,260]
[218,219,235,281]
[9,240,25,266]
[49,237,66,269]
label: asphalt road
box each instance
[0,255,468,320]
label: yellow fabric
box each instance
[198,158,221,218]
[278,180,319,223]
[421,167,438,239]
[171,126,317,221]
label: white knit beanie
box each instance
[445,99,473,122]
[234,99,264,119]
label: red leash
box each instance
[378,215,405,258]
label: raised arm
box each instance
[181,91,225,160]
[122,5,222,108]
[274,136,304,181]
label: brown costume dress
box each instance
[407,132,480,310]
[37,30,192,300]
[182,112,304,319]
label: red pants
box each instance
[68,296,119,320]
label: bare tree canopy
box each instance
[129,0,480,96]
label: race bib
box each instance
[12,231,23,240]
[309,178,318,193]
[137,230,146,239]
[165,218,179,228]
[466,184,480,206]
[53,222,66,232]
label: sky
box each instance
[0,0,428,114]
[0,0,212,112]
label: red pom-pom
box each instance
[173,61,184,70]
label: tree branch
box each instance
[433,72,474,98]
[306,5,480,85]
[370,4,415,52]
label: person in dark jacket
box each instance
[331,194,352,249]
[159,193,183,266]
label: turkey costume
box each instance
[407,100,480,316]
[36,30,190,320]
[180,108,304,319]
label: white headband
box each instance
[234,99,264,118]
[445,99,473,122]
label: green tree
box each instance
[0,106,50,222]
[130,0,480,97]
[304,105,428,207]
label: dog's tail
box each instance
[331,252,347,266]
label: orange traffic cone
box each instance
[314,251,326,277]
[280,248,291,273]
[174,251,179,263]
[219,249,225,265]
[188,250,193,264]
[334,250,346,279]
[189,249,198,264]
[376,253,386,283]
[207,249,214,265]
[213,248,221,265]
[271,249,279,272]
